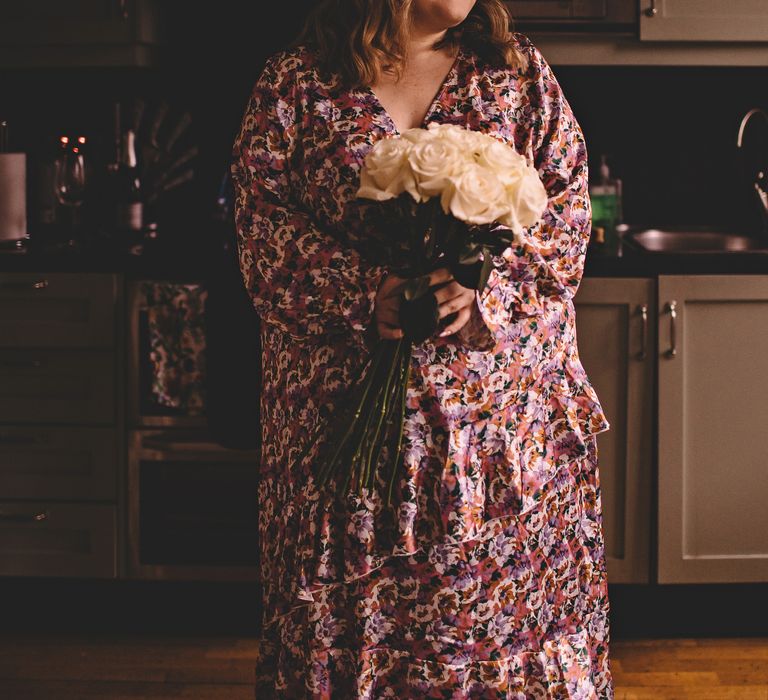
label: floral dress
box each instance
[231,32,613,699]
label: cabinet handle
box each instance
[0,510,48,522]
[645,0,658,17]
[0,279,48,291]
[666,300,677,358]
[637,304,648,360]
[119,0,129,19]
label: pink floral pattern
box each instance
[231,32,613,698]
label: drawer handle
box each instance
[0,279,48,290]
[0,359,44,369]
[0,510,48,522]
[644,0,658,17]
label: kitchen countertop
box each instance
[0,227,220,280]
[3,233,768,280]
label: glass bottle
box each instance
[115,128,143,232]
[590,155,623,256]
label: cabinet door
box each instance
[0,0,162,67]
[0,1,160,45]
[640,0,768,41]
[574,277,655,583]
[658,275,768,583]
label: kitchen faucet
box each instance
[736,107,768,237]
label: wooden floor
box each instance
[0,634,766,699]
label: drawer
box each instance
[129,430,259,581]
[0,427,117,500]
[0,349,115,424]
[0,502,116,578]
[0,273,117,348]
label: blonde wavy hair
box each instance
[296,0,525,87]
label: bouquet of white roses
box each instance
[311,123,548,505]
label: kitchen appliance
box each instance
[126,279,260,581]
[128,430,259,581]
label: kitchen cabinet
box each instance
[0,0,163,68]
[0,271,260,582]
[639,0,768,42]
[0,272,122,578]
[657,275,768,583]
[125,280,260,582]
[574,277,655,584]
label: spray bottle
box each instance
[589,155,623,256]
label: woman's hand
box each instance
[374,268,473,341]
[430,267,477,337]
[374,273,407,340]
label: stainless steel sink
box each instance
[622,227,768,254]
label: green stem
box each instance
[386,345,412,508]
[361,338,404,491]
[366,343,408,492]
[347,375,380,494]
[316,342,386,487]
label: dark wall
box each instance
[0,2,312,238]
[1,5,767,238]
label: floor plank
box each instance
[0,634,766,698]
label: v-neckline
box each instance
[365,46,463,136]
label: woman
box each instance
[231,0,613,696]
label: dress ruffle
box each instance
[257,627,611,699]
[254,391,612,698]
[289,383,607,611]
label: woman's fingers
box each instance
[437,287,475,320]
[433,281,471,306]
[438,307,471,337]
[428,267,453,287]
[377,307,400,327]
[375,268,474,340]
[377,322,403,340]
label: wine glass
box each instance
[53,147,87,234]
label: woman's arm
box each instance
[478,37,592,331]
[230,52,387,340]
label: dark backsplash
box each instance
[2,3,767,240]
[556,64,768,235]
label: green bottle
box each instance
[589,155,623,256]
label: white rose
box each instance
[356,137,417,201]
[400,127,434,144]
[499,166,548,232]
[408,138,465,200]
[426,122,484,153]
[475,136,529,183]
[440,162,509,225]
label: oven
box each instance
[128,430,259,581]
[126,278,261,581]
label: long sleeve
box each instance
[230,53,388,340]
[477,37,592,329]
